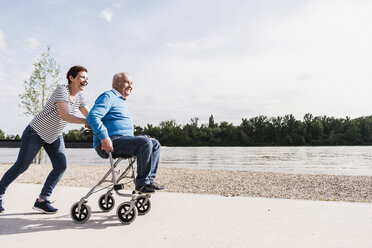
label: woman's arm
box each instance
[79,105,90,118]
[57,102,87,124]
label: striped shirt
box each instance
[30,85,86,144]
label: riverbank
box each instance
[1,163,371,202]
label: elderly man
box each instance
[87,72,164,194]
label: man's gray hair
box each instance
[113,72,129,83]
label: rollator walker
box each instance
[70,152,152,225]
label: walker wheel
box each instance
[116,202,137,224]
[135,196,151,215]
[70,202,91,224]
[98,194,115,212]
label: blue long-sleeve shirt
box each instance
[87,89,134,148]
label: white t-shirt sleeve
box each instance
[53,85,69,103]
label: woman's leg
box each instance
[0,125,44,197]
[39,135,67,200]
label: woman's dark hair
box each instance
[66,65,88,84]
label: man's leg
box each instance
[148,138,161,183]
[111,136,153,187]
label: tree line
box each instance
[2,113,372,146]
[134,114,372,146]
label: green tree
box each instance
[268,116,283,144]
[158,120,183,145]
[281,114,305,145]
[19,46,61,116]
[0,129,5,139]
[208,114,216,128]
[343,117,362,145]
[5,134,20,140]
[63,128,92,142]
[19,46,61,163]
[191,117,199,127]
[303,113,323,144]
[248,115,270,145]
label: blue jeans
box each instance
[95,135,161,187]
[0,125,67,200]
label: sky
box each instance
[0,0,372,136]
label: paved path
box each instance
[0,183,371,248]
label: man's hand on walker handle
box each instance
[101,137,114,153]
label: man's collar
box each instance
[111,88,125,99]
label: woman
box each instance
[0,65,89,214]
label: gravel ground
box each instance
[1,163,372,202]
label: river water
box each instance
[1,146,372,176]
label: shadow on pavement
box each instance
[0,211,126,235]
